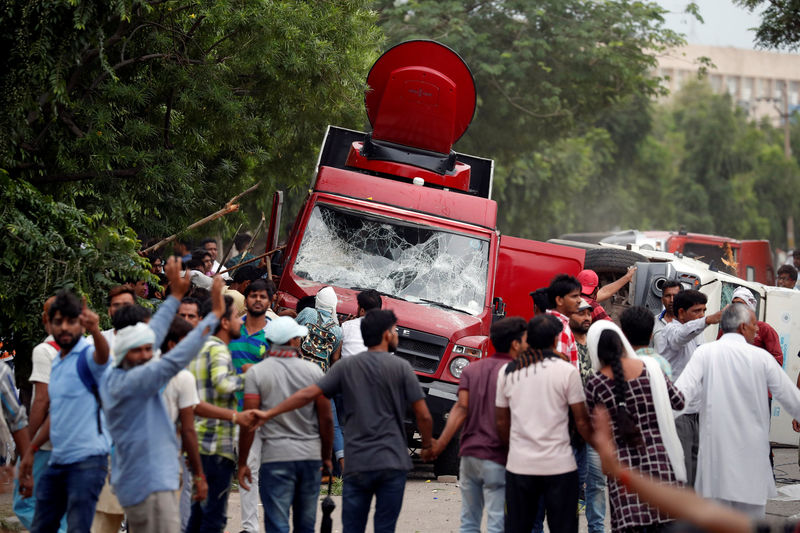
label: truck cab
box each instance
[270,41,583,475]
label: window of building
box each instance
[756,78,768,99]
[710,74,723,92]
[790,81,799,107]
[726,76,740,96]
[774,79,784,101]
[741,77,753,101]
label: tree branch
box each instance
[58,108,86,138]
[489,76,566,119]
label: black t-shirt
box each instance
[318,351,424,473]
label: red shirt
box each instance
[458,352,512,465]
[583,295,611,322]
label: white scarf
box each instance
[587,321,687,483]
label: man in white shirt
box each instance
[14,296,66,532]
[675,303,800,518]
[340,289,382,358]
[495,314,593,533]
[651,280,681,349]
[658,289,721,485]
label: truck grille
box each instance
[395,328,449,375]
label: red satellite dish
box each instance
[365,40,477,155]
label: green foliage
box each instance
[611,81,800,248]
[0,169,150,380]
[376,0,685,238]
[735,0,800,50]
[1,0,381,237]
[0,0,381,378]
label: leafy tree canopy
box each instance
[735,0,800,50]
[376,0,686,237]
[0,0,381,380]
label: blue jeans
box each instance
[259,460,321,533]
[585,445,606,533]
[342,469,406,533]
[458,456,505,533]
[30,454,108,533]
[186,454,236,533]
[331,401,344,461]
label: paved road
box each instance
[225,447,800,532]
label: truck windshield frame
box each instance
[292,203,490,316]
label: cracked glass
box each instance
[293,204,489,315]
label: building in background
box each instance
[657,44,800,121]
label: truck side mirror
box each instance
[492,297,506,323]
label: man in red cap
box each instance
[576,267,636,322]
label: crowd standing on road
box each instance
[2,238,800,533]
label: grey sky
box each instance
[657,0,763,49]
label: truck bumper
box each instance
[406,380,459,436]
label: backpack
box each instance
[47,340,103,434]
[299,312,338,372]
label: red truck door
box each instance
[495,236,585,319]
[740,240,775,285]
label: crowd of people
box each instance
[0,235,800,533]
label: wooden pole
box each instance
[215,223,243,275]
[141,183,260,255]
[218,245,286,275]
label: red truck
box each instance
[599,230,775,285]
[266,41,584,475]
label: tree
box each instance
[2,0,380,237]
[0,0,381,383]
[735,0,800,50]
[375,0,686,238]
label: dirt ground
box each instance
[2,448,799,532]
[222,447,800,532]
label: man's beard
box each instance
[229,327,242,340]
[247,308,266,318]
[388,341,398,353]
[56,333,80,352]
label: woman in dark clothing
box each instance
[585,322,685,532]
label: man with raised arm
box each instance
[21,289,111,532]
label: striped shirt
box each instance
[189,336,242,461]
[229,321,269,409]
[0,362,27,433]
[546,309,579,367]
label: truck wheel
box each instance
[433,436,460,478]
[583,248,646,275]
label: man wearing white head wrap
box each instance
[729,286,784,474]
[112,323,155,368]
[97,258,226,533]
[730,286,783,367]
[295,286,345,471]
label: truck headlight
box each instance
[449,357,470,378]
[452,345,482,357]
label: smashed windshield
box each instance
[293,204,489,315]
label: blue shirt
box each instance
[49,336,111,465]
[100,296,219,507]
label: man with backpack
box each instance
[20,290,111,532]
[295,286,344,470]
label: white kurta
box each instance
[675,333,800,505]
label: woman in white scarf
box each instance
[585,320,686,532]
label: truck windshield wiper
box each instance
[349,287,407,302]
[416,298,468,314]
